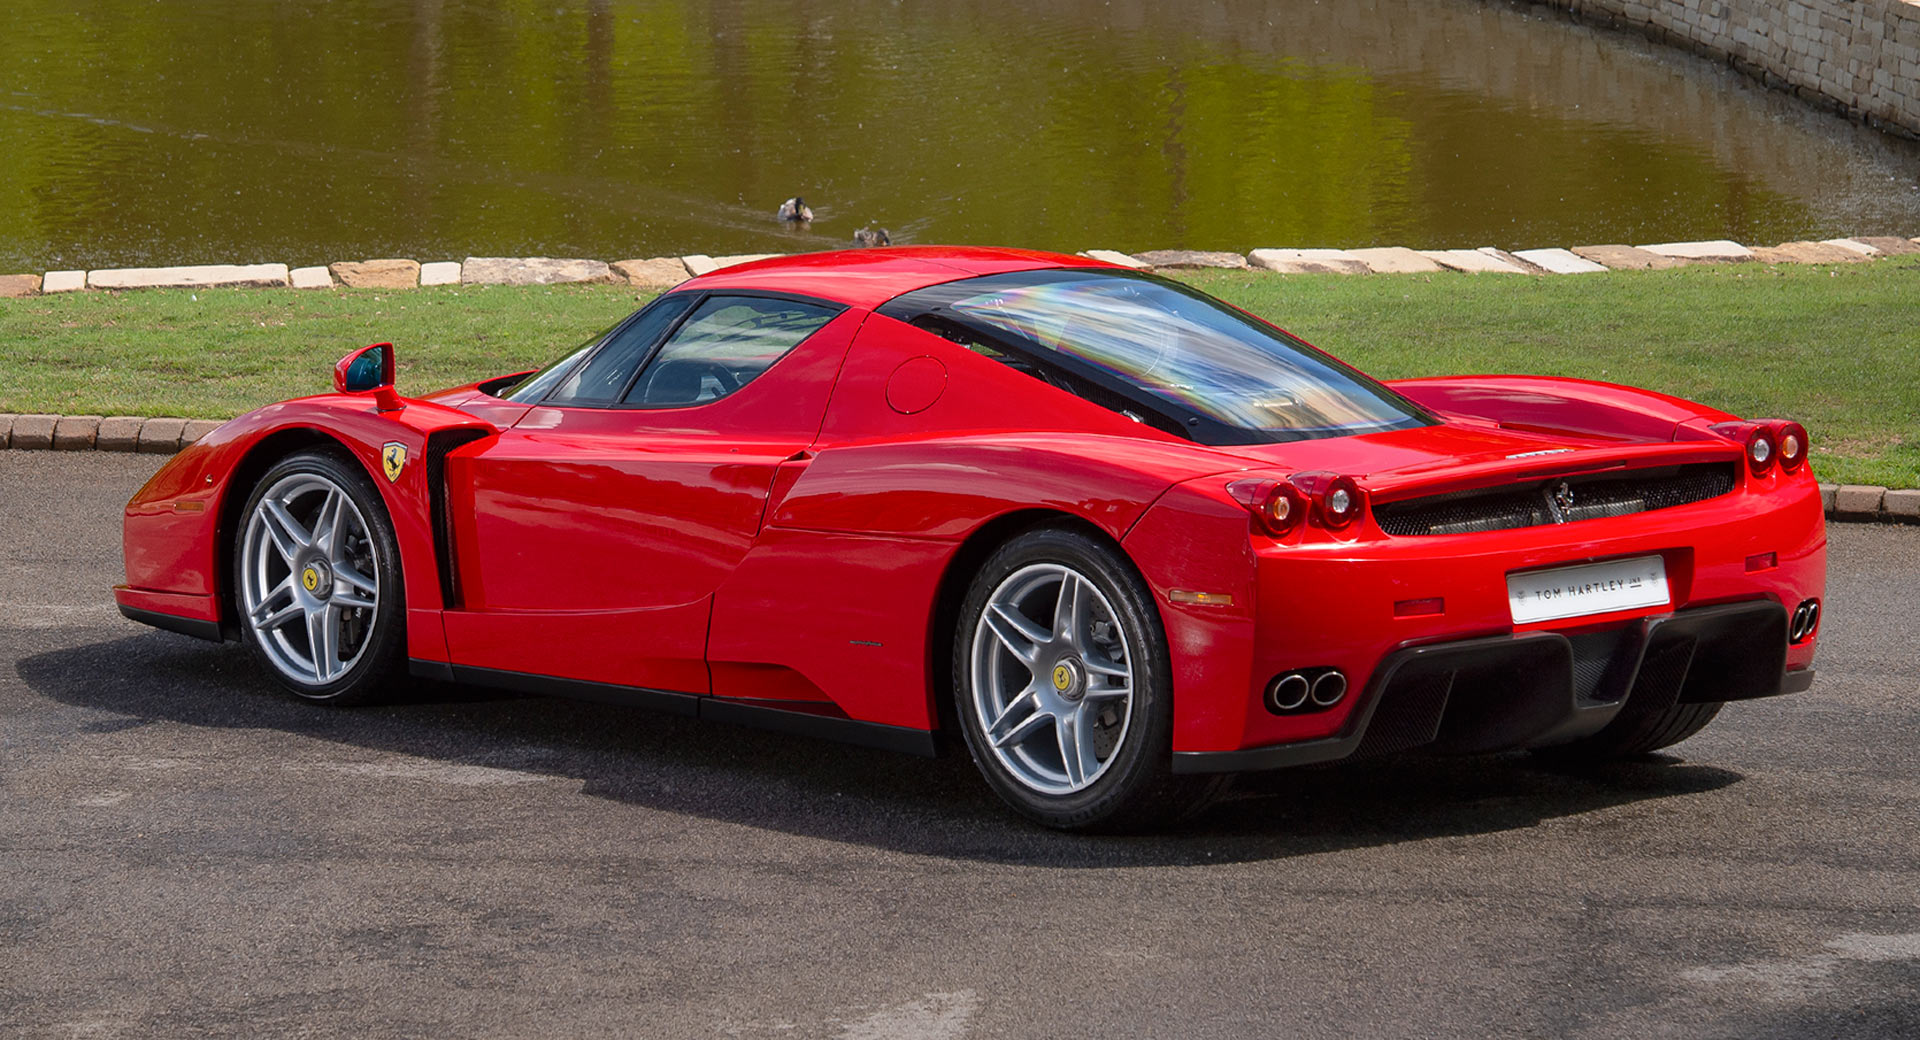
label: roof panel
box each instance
[683,246,1115,308]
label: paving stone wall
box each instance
[1530,0,1920,137]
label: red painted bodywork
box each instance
[117,246,1826,760]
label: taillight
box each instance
[1227,478,1306,538]
[1291,472,1367,529]
[1771,420,1809,472]
[1322,475,1365,528]
[1712,421,1777,477]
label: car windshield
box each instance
[896,270,1429,442]
[496,330,612,403]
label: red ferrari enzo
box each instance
[117,247,1825,829]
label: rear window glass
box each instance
[882,269,1431,444]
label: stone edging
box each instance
[2,235,1919,299]
[2,411,1910,524]
[0,414,222,455]
[1820,484,1919,524]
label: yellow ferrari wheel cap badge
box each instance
[301,567,319,592]
[1052,663,1072,691]
[381,442,407,482]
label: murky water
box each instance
[2,0,1917,271]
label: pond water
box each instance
[3,0,1918,271]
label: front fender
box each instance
[120,395,497,648]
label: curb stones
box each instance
[1513,248,1608,274]
[1131,249,1249,269]
[709,253,783,271]
[96,416,146,451]
[12,414,57,449]
[461,257,613,286]
[1832,484,1888,518]
[52,415,101,450]
[1637,240,1754,262]
[1570,245,1686,270]
[88,264,291,289]
[420,261,461,286]
[1421,249,1530,274]
[1248,248,1370,274]
[612,258,692,288]
[1345,247,1444,274]
[1851,236,1920,255]
[330,259,420,289]
[1751,242,1867,263]
[137,419,188,454]
[1080,250,1152,269]
[0,274,41,297]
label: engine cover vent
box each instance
[1373,462,1737,536]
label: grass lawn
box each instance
[2,257,1915,487]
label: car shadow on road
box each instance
[20,632,1744,867]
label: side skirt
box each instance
[409,659,939,757]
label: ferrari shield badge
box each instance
[382,442,408,482]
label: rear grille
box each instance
[1373,462,1736,536]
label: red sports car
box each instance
[117,247,1825,829]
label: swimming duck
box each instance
[853,226,892,248]
[776,196,814,223]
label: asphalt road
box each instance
[2,450,1917,1039]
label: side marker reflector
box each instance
[1169,590,1234,607]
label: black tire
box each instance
[952,526,1215,831]
[232,448,406,705]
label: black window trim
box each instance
[527,288,849,411]
[875,268,1436,446]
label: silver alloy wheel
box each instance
[239,472,381,687]
[968,563,1135,796]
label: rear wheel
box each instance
[953,527,1212,830]
[234,449,405,704]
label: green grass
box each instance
[2,259,1916,487]
[0,283,650,421]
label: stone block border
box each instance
[5,234,1916,300]
[2,409,1908,523]
[1,414,220,455]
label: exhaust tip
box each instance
[1790,599,1820,643]
[1266,673,1310,713]
[1310,670,1348,707]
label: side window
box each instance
[625,296,837,407]
[544,293,696,405]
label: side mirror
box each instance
[334,343,403,411]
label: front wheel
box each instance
[234,449,406,704]
[953,527,1211,830]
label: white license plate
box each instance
[1507,555,1670,624]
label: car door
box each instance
[441,291,860,694]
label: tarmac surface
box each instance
[2,450,1916,1039]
